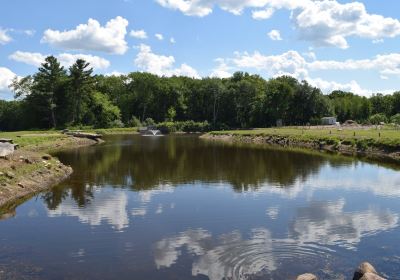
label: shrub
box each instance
[144,118,156,127]
[128,116,142,128]
[390,114,400,125]
[156,121,210,134]
[369,113,388,125]
[109,119,124,128]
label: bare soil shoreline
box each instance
[0,136,100,212]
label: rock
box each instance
[0,172,4,176]
[42,155,52,160]
[17,183,24,188]
[10,165,16,170]
[24,158,33,164]
[360,273,386,280]
[296,273,318,280]
[353,262,379,280]
[0,143,15,157]
[5,171,15,179]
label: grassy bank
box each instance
[210,127,400,151]
[206,126,400,163]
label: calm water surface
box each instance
[1,135,400,279]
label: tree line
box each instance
[1,56,399,131]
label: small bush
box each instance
[128,116,142,128]
[369,113,388,125]
[144,118,156,127]
[390,114,400,125]
[156,121,210,134]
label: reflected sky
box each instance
[0,135,400,279]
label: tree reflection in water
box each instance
[43,135,354,209]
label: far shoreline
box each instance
[201,126,400,165]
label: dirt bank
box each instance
[202,133,400,164]
[0,136,100,211]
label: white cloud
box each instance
[23,29,36,37]
[232,50,308,80]
[156,0,269,17]
[9,51,46,67]
[155,33,164,40]
[308,53,400,79]
[0,28,12,45]
[134,44,199,78]
[130,29,148,39]
[58,53,110,69]
[170,37,176,44]
[0,67,17,99]
[105,71,125,77]
[268,29,282,41]
[210,58,232,78]
[215,49,400,95]
[252,7,274,20]
[262,0,400,48]
[9,51,110,70]
[41,16,129,55]
[309,78,367,96]
[157,0,400,48]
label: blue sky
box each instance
[1,0,400,99]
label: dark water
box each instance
[1,135,400,280]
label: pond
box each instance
[1,135,400,279]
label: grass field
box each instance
[0,127,138,149]
[210,126,400,149]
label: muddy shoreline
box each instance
[0,137,101,211]
[201,133,400,164]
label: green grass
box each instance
[82,127,139,135]
[0,128,138,149]
[210,126,400,150]
[0,131,66,148]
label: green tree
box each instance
[11,57,67,128]
[390,113,400,125]
[87,92,121,128]
[369,113,388,125]
[69,59,94,124]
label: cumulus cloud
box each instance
[41,16,129,54]
[210,58,232,78]
[134,44,199,78]
[130,29,147,39]
[156,0,269,17]
[252,8,274,20]
[268,29,282,41]
[9,51,110,70]
[155,33,164,40]
[0,67,17,99]
[232,50,308,80]
[213,48,400,95]
[0,28,12,45]
[170,37,176,44]
[309,53,400,79]
[58,53,110,69]
[157,0,400,48]
[9,51,46,67]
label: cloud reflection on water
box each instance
[154,198,398,280]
